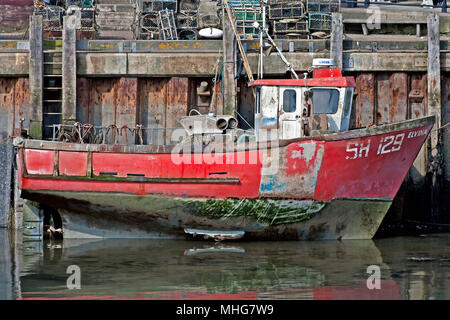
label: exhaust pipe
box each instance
[216,116,238,130]
[216,118,229,130]
[227,117,238,129]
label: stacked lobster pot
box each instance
[66,0,95,31]
[139,0,178,40]
[307,0,340,35]
[268,0,308,40]
[34,4,65,32]
[176,0,200,40]
[226,1,266,40]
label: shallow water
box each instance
[1,229,450,300]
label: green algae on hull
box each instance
[183,198,327,226]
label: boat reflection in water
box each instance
[15,237,431,300]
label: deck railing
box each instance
[52,123,186,146]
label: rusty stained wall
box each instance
[0,78,30,138]
[77,77,194,145]
[351,72,428,128]
[77,77,137,144]
[138,77,192,145]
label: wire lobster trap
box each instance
[273,19,308,34]
[66,0,95,8]
[34,5,64,31]
[176,11,198,29]
[227,1,266,40]
[178,29,198,40]
[142,0,177,13]
[199,14,221,28]
[80,8,95,30]
[307,0,340,13]
[268,1,305,20]
[179,0,200,11]
[139,12,160,39]
[308,13,332,31]
[158,9,178,40]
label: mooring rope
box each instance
[0,136,15,144]
[406,219,450,227]
[431,122,450,133]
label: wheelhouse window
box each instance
[282,89,297,113]
[255,87,261,114]
[312,88,340,114]
[343,88,353,117]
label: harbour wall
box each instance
[0,8,449,233]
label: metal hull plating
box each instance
[15,116,435,240]
[22,190,391,240]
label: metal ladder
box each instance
[157,9,178,40]
[43,38,63,140]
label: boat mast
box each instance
[222,0,255,82]
[255,23,299,80]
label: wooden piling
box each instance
[62,16,77,125]
[427,13,443,222]
[222,6,236,116]
[0,230,13,299]
[331,13,343,69]
[0,141,12,228]
[28,15,43,139]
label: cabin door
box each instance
[279,87,302,139]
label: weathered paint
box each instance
[353,73,375,128]
[24,150,263,199]
[376,73,408,125]
[0,78,31,136]
[137,78,190,145]
[59,151,88,177]
[24,149,54,175]
[115,77,137,145]
[260,141,325,198]
[76,77,139,144]
[314,125,432,201]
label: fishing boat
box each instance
[13,56,434,240]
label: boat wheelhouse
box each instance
[251,60,356,140]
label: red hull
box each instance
[19,118,433,202]
[14,116,434,240]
